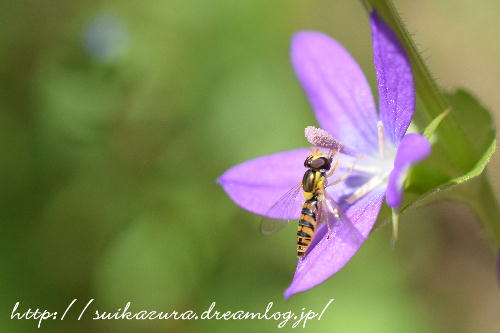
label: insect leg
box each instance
[327,161,356,186]
[325,200,340,240]
[326,158,339,178]
[326,145,342,177]
[327,153,365,187]
[315,190,332,240]
[327,212,332,240]
[318,199,332,240]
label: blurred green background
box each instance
[1,0,499,332]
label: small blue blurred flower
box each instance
[83,14,128,63]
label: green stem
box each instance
[470,175,500,249]
[444,173,500,250]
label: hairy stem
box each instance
[470,175,500,249]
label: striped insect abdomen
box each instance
[297,197,319,258]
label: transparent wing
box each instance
[319,192,365,248]
[259,183,303,235]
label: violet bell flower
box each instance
[217,12,430,299]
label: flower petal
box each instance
[218,148,310,218]
[386,134,431,207]
[291,31,379,155]
[284,188,385,299]
[370,11,415,145]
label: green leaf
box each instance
[423,108,450,140]
[411,89,495,195]
[446,90,496,161]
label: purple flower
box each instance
[217,12,430,299]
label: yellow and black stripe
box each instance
[297,197,319,258]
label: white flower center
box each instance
[345,121,395,204]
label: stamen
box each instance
[348,164,379,174]
[305,126,342,151]
[391,209,399,246]
[377,121,384,158]
[345,175,384,204]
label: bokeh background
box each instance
[1,0,499,332]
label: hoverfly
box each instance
[260,148,363,258]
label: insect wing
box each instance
[321,194,365,247]
[259,183,303,235]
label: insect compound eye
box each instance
[310,157,330,170]
[304,157,312,167]
[323,158,331,170]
